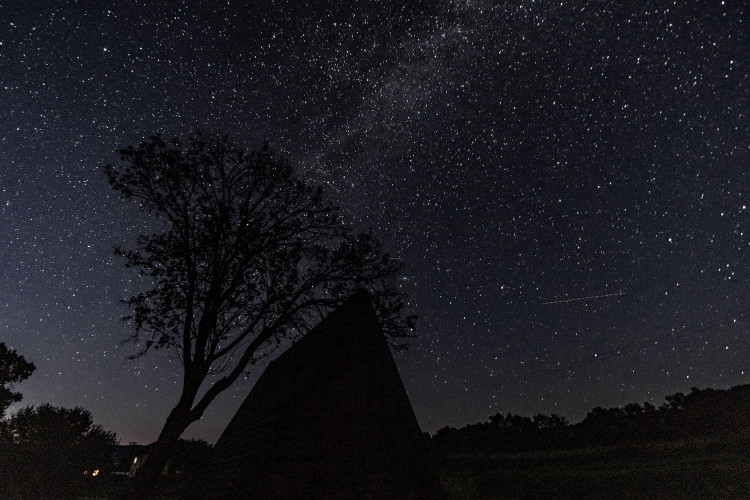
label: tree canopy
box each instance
[1,404,118,498]
[0,342,35,418]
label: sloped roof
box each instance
[197,289,444,499]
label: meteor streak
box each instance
[542,292,626,305]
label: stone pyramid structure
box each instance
[197,289,444,499]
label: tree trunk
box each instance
[142,407,193,477]
[117,381,202,498]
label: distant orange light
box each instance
[83,470,88,475]
[92,469,100,477]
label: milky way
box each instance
[0,0,747,442]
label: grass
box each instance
[438,437,750,499]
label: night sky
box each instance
[1,1,747,444]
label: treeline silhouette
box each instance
[0,404,118,498]
[431,384,750,454]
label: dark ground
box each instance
[438,435,750,499]
[99,435,750,499]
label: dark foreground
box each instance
[438,436,750,499]
[10,435,749,498]
[94,436,750,499]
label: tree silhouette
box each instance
[0,342,35,418]
[0,404,117,498]
[533,413,568,430]
[106,132,414,485]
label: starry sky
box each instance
[0,0,747,444]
